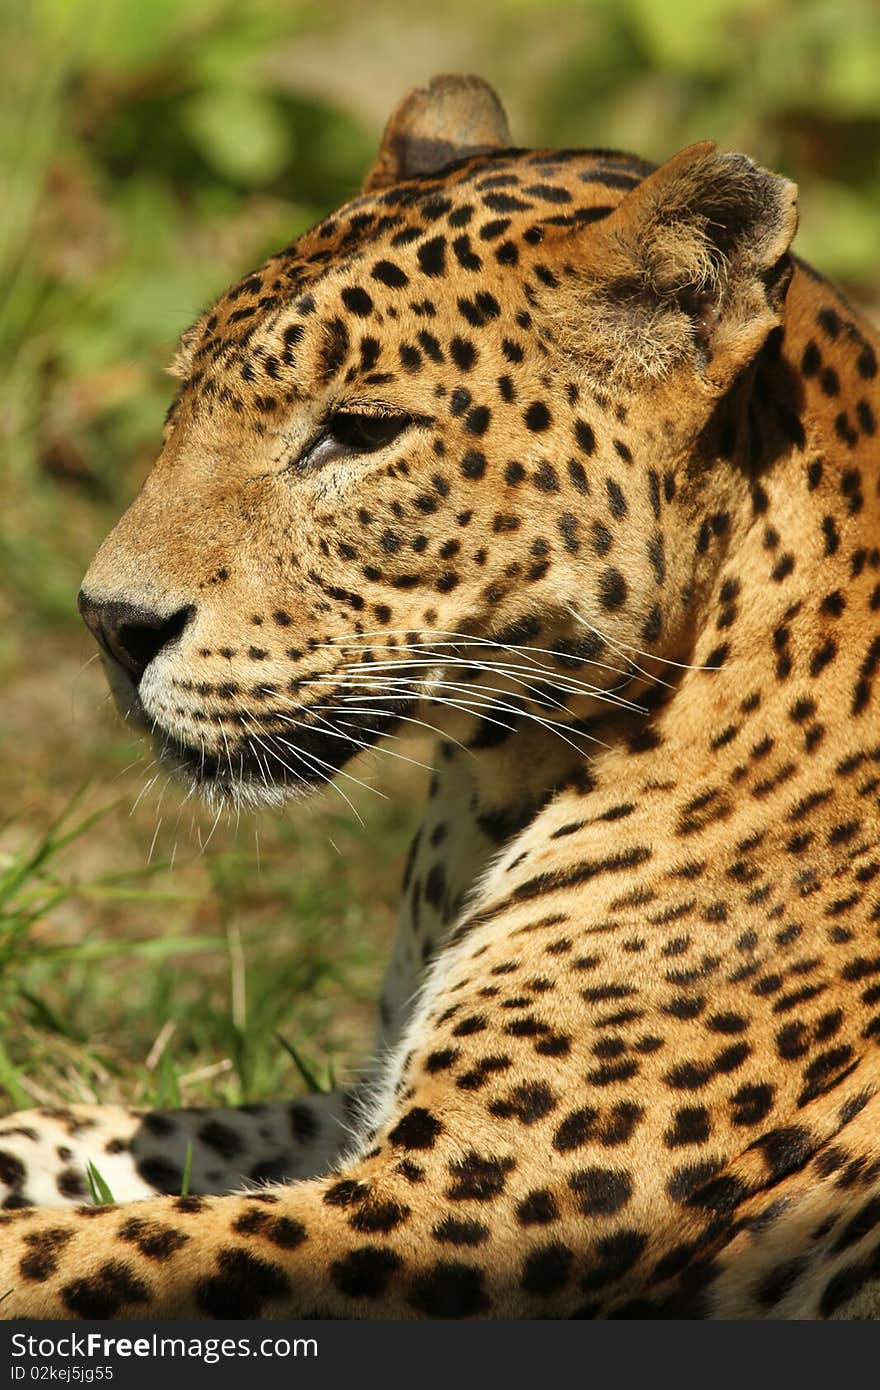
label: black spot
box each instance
[341,286,373,317]
[820,365,840,396]
[425,861,447,909]
[119,1217,190,1261]
[349,1200,410,1235]
[0,1152,26,1190]
[324,1179,367,1209]
[598,568,627,611]
[516,1189,559,1225]
[57,1168,86,1200]
[599,1102,644,1146]
[575,419,596,455]
[753,1126,812,1181]
[558,511,580,554]
[569,1166,632,1215]
[426,1048,459,1073]
[832,1195,880,1254]
[174,1195,206,1214]
[446,1151,515,1201]
[819,1259,874,1318]
[399,343,422,372]
[19,1228,73,1282]
[568,459,589,494]
[63,1261,150,1319]
[553,1107,598,1152]
[461,449,486,480]
[418,330,444,362]
[290,1102,318,1144]
[582,1230,648,1291]
[480,217,511,240]
[756,1256,808,1308]
[432,1216,489,1246]
[331,1245,402,1299]
[524,401,552,433]
[801,341,820,376]
[665,1106,711,1148]
[371,260,408,288]
[450,336,477,370]
[592,522,612,555]
[666,1160,723,1204]
[642,605,662,643]
[456,1055,513,1091]
[411,1261,490,1317]
[134,1155,183,1194]
[198,1120,243,1160]
[503,460,525,487]
[453,1014,487,1037]
[534,461,560,492]
[489,1081,557,1124]
[143,1113,176,1138]
[466,405,491,435]
[417,236,446,277]
[520,1242,572,1296]
[452,234,481,270]
[388,1107,443,1150]
[606,478,627,519]
[319,317,350,380]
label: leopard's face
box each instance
[79,82,796,806]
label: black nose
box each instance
[77,592,194,684]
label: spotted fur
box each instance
[2,74,880,1319]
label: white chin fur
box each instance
[150,738,312,814]
[106,659,314,812]
[191,773,306,814]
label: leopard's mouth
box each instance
[147,690,414,809]
[153,719,365,804]
[102,647,420,807]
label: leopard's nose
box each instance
[77,592,195,685]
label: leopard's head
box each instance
[79,75,797,806]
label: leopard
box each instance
[2,72,880,1320]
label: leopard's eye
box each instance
[298,412,413,471]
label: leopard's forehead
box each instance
[173,146,655,396]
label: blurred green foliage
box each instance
[538,0,880,280]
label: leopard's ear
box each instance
[363,74,511,192]
[551,141,799,392]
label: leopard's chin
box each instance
[106,649,415,811]
[100,656,322,807]
[150,730,316,811]
[148,699,406,809]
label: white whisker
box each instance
[130,770,159,817]
[317,628,637,686]
[265,700,433,773]
[328,655,645,713]
[568,607,711,674]
[147,816,163,865]
[306,674,608,753]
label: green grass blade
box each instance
[277,1033,327,1094]
[0,1037,30,1109]
[0,791,99,908]
[157,1047,181,1108]
[25,935,224,963]
[19,988,82,1041]
[180,1140,193,1198]
[86,1160,115,1206]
